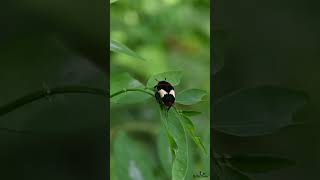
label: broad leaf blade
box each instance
[228,155,296,173]
[146,71,183,88]
[167,110,192,180]
[110,40,145,61]
[176,89,207,105]
[180,113,207,154]
[159,108,178,163]
[110,73,151,104]
[110,0,118,4]
[213,86,307,136]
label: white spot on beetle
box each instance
[169,89,175,98]
[158,89,168,98]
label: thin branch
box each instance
[0,86,108,117]
[110,88,154,98]
[0,86,154,117]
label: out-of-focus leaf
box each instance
[157,129,172,179]
[180,110,202,117]
[202,127,210,176]
[167,110,192,180]
[110,156,118,180]
[111,46,168,80]
[110,73,151,104]
[221,166,252,180]
[113,132,156,180]
[180,113,207,154]
[110,40,145,61]
[176,89,207,105]
[146,71,183,88]
[213,86,307,136]
[228,155,296,173]
[110,0,118,4]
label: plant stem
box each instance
[0,86,154,117]
[110,88,154,98]
[0,86,108,117]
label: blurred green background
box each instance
[110,0,210,179]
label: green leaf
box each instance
[159,107,178,162]
[157,129,173,179]
[180,113,207,154]
[176,89,207,105]
[110,39,145,61]
[113,132,156,180]
[110,73,151,104]
[166,110,192,180]
[202,128,210,176]
[146,71,183,88]
[110,0,118,4]
[213,86,307,136]
[110,156,118,180]
[228,155,296,173]
[180,110,202,117]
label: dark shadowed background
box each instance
[0,1,108,179]
[213,0,320,179]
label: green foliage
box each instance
[110,73,151,104]
[227,154,296,173]
[113,132,156,180]
[110,1,209,180]
[157,130,173,178]
[213,86,307,136]
[110,0,118,4]
[180,113,207,154]
[176,89,207,105]
[212,86,306,179]
[166,110,192,180]
[180,110,202,117]
[110,70,208,180]
[110,40,146,61]
[213,153,296,180]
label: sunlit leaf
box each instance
[228,154,296,173]
[146,71,183,88]
[110,73,151,104]
[110,39,145,61]
[159,108,178,162]
[180,113,207,154]
[176,89,207,105]
[166,110,192,180]
[113,132,156,180]
[110,0,118,4]
[213,86,307,136]
[201,128,210,176]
